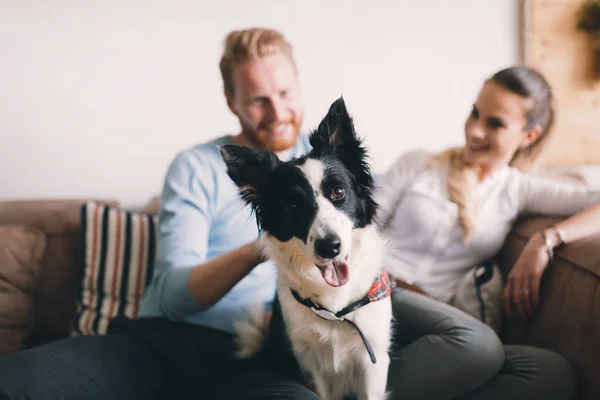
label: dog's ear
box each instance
[219,144,279,206]
[309,97,378,225]
[309,96,358,154]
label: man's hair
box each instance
[219,27,297,98]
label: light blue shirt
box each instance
[139,134,312,333]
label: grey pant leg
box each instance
[458,345,577,400]
[386,289,577,400]
[387,288,505,400]
[0,334,168,400]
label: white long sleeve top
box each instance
[375,150,600,303]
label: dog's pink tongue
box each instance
[319,260,350,287]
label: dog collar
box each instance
[290,270,392,364]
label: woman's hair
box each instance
[434,65,555,240]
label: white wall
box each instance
[0,0,521,208]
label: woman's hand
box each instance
[503,232,550,319]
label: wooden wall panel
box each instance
[525,0,600,166]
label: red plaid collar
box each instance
[291,270,392,318]
[366,270,393,303]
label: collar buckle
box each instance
[311,308,345,321]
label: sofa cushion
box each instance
[73,202,157,336]
[0,200,119,348]
[26,232,83,348]
[0,226,46,355]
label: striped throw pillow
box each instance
[73,201,157,335]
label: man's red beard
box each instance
[243,116,303,152]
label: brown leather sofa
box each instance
[0,198,598,399]
[497,216,600,400]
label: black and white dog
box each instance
[220,97,392,400]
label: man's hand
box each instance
[188,239,268,308]
[249,238,267,265]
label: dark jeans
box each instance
[0,289,577,400]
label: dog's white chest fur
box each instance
[279,286,392,400]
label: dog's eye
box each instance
[285,203,297,214]
[330,186,345,201]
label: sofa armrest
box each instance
[496,216,600,400]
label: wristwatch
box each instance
[541,225,566,262]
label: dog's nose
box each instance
[315,234,341,259]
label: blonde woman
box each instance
[376,65,599,399]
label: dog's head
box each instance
[220,97,377,288]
